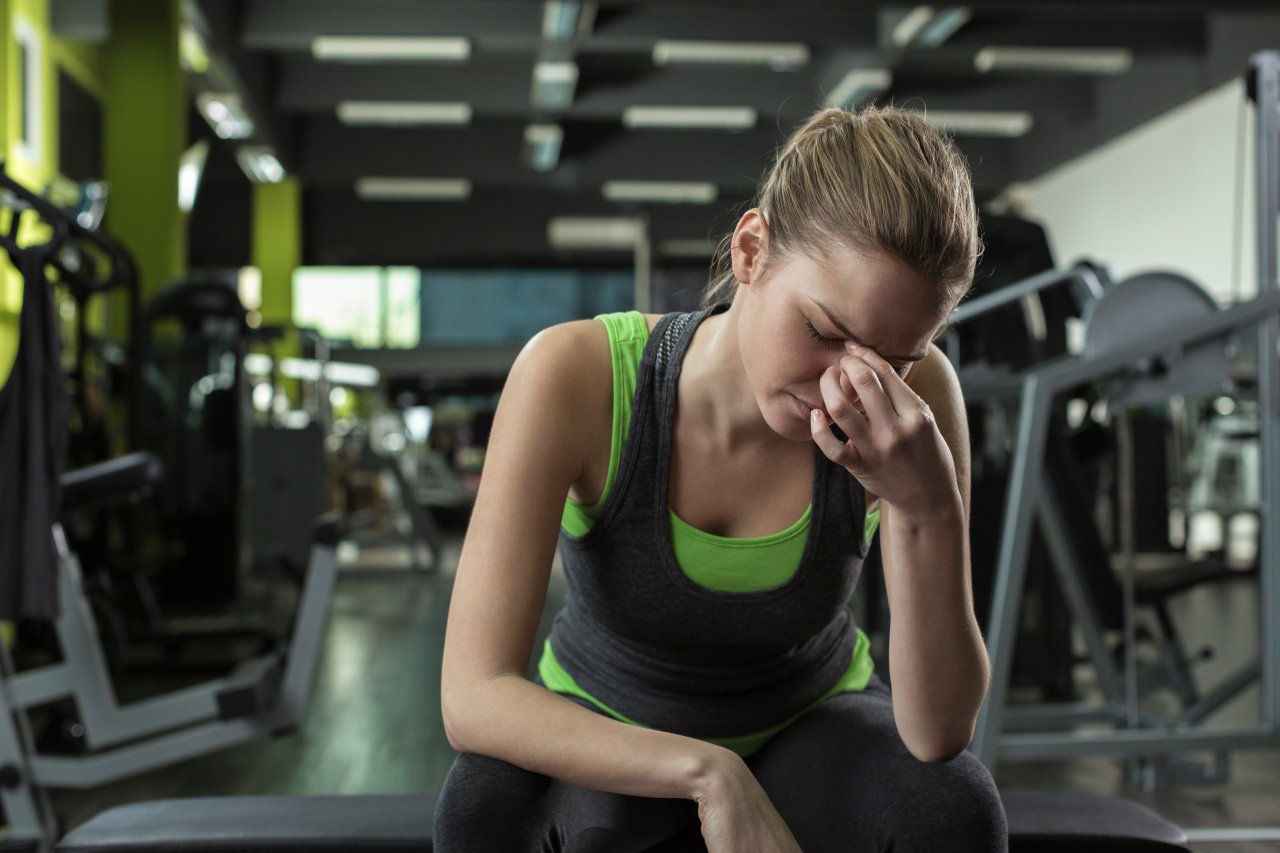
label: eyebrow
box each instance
[811,300,929,362]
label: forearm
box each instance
[443,673,738,801]
[883,495,990,761]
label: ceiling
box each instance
[82,1,1280,268]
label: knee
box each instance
[881,752,1008,852]
[434,753,551,850]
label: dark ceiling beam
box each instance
[240,1,542,49]
[276,56,829,120]
[301,187,750,267]
[946,17,1205,51]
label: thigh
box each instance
[747,678,1006,853]
[434,695,700,853]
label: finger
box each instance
[845,343,921,416]
[810,407,863,468]
[834,353,897,428]
[818,366,872,447]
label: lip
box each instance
[793,395,821,419]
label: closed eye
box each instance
[808,320,912,377]
[805,320,842,349]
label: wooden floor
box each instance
[45,534,1280,851]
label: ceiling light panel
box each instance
[197,92,254,140]
[356,178,472,200]
[336,102,472,126]
[622,106,757,130]
[921,110,1034,137]
[548,216,644,249]
[532,61,579,111]
[237,146,286,184]
[826,69,892,108]
[974,47,1133,75]
[652,40,809,70]
[523,124,564,173]
[311,36,471,63]
[602,181,718,204]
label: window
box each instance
[15,18,43,166]
[293,266,421,348]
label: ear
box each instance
[730,208,769,285]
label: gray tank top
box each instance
[546,305,870,738]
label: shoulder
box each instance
[508,320,613,410]
[906,343,963,415]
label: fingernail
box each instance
[844,341,859,353]
[810,409,821,425]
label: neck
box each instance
[679,301,785,450]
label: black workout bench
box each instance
[56,789,1189,852]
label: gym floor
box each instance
[49,533,1280,852]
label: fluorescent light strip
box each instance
[917,7,971,47]
[623,106,757,130]
[543,0,581,40]
[179,139,210,213]
[826,68,892,108]
[197,92,254,140]
[548,216,644,249]
[356,178,472,200]
[974,47,1133,75]
[237,146,285,183]
[893,7,937,48]
[312,36,470,62]
[922,110,1034,137]
[603,181,717,204]
[524,124,563,172]
[659,238,718,258]
[653,40,809,70]
[532,61,578,110]
[337,101,472,126]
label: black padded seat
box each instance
[1003,789,1190,852]
[56,789,1189,852]
[57,795,438,852]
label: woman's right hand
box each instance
[694,751,803,853]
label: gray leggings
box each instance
[434,677,1007,852]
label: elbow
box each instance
[440,685,474,754]
[902,724,975,764]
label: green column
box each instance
[1,0,17,393]
[253,176,300,329]
[103,0,183,334]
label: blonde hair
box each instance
[702,105,980,307]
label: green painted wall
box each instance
[253,177,301,327]
[1,0,64,389]
[103,0,183,333]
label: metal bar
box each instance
[49,539,226,751]
[970,377,1052,766]
[0,640,59,848]
[1036,292,1280,395]
[8,663,74,708]
[1001,703,1124,730]
[1036,474,1128,704]
[271,543,339,726]
[1175,661,1261,726]
[998,727,1279,760]
[949,263,1105,327]
[1183,828,1280,843]
[30,718,266,788]
[1250,50,1280,731]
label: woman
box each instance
[436,105,1007,852]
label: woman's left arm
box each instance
[810,342,989,763]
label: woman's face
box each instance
[735,245,950,443]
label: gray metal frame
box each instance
[0,526,338,851]
[968,50,1280,768]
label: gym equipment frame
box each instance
[0,500,340,851]
[969,50,1280,770]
